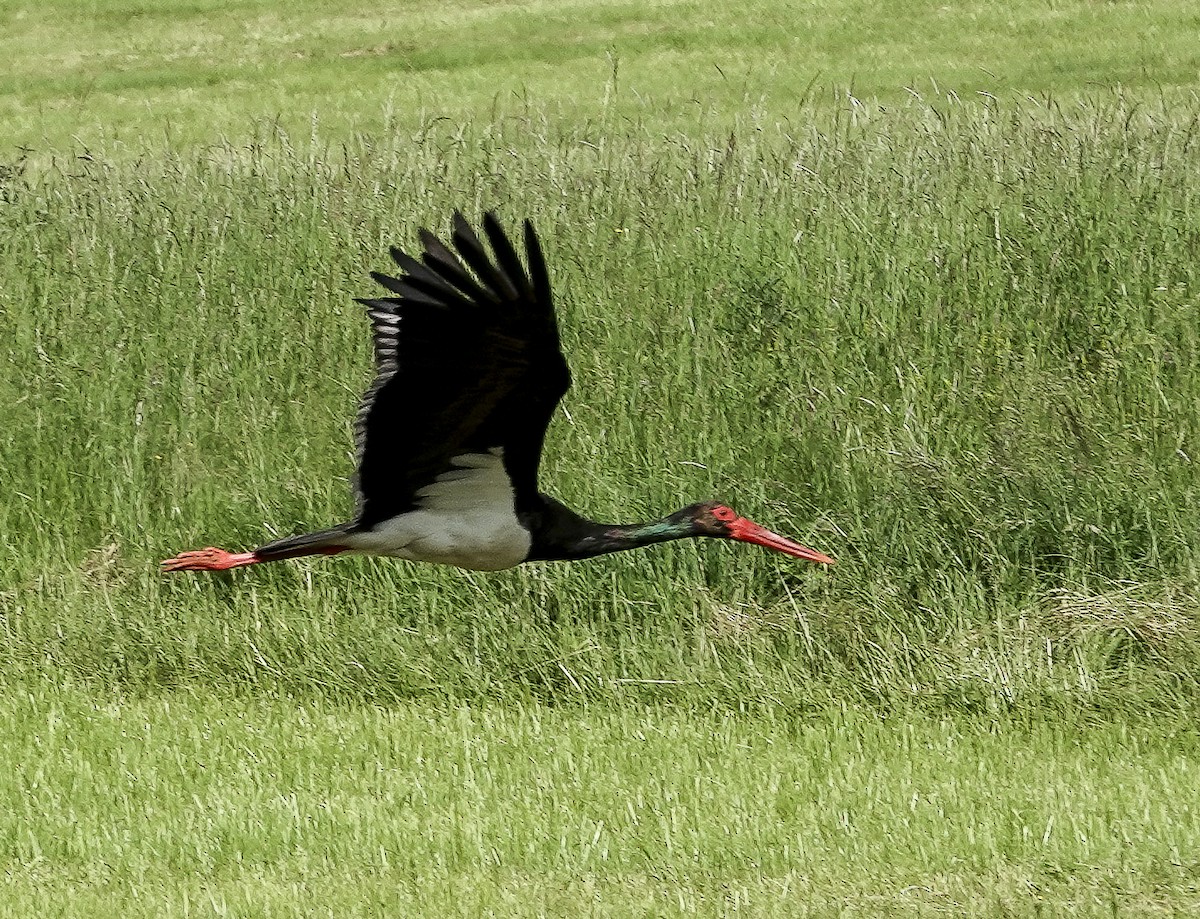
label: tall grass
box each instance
[2,96,1198,710]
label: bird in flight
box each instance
[161,212,834,574]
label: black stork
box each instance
[161,212,834,574]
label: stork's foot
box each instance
[160,547,258,572]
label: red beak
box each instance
[728,517,835,565]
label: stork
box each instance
[161,213,834,574]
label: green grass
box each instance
[3,100,1198,712]
[2,0,1199,155]
[2,684,1198,917]
[4,1,1200,915]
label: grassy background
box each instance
[4,101,1198,713]
[3,0,1200,155]
[3,0,1200,914]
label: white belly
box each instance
[346,449,531,571]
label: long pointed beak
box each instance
[728,518,835,565]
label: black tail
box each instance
[254,526,352,562]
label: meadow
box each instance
[2,0,1200,914]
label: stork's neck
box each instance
[522,495,694,562]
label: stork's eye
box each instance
[712,505,736,522]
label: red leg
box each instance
[160,547,260,572]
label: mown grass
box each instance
[2,683,1198,917]
[2,97,1198,714]
[2,0,1199,155]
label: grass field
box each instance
[4,685,1200,917]
[3,1,1200,915]
[7,686,1200,916]
[4,0,1200,155]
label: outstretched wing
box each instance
[351,212,571,529]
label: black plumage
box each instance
[351,211,569,529]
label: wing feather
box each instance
[418,230,497,305]
[483,213,534,301]
[451,212,519,302]
[350,212,571,529]
[385,250,469,303]
[524,219,553,308]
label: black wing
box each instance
[351,211,571,529]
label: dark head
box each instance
[673,501,835,565]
